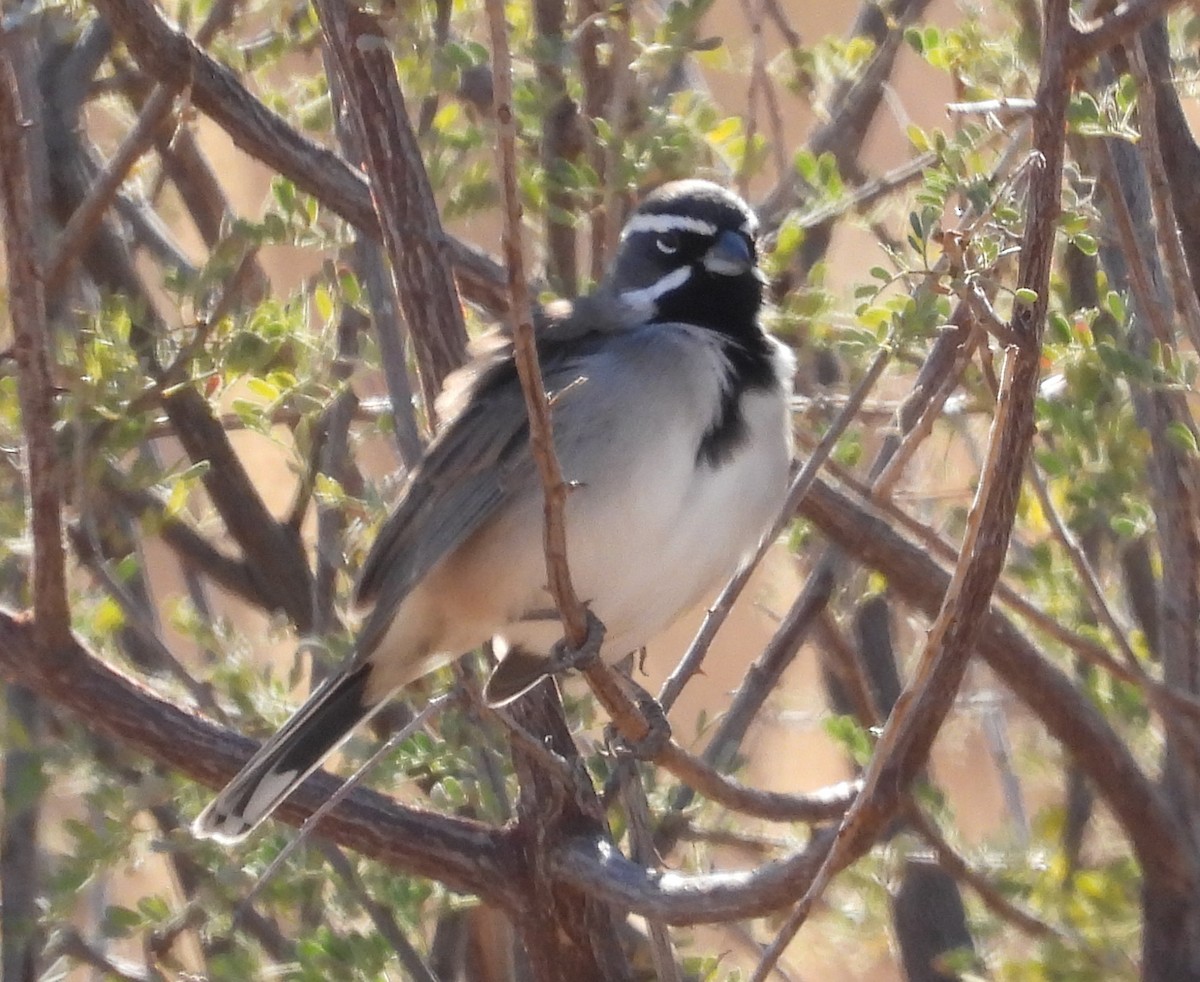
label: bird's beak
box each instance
[702,229,754,276]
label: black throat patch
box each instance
[696,334,779,468]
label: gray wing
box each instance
[353,364,528,621]
[352,309,619,657]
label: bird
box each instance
[194,179,796,843]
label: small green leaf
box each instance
[1106,290,1128,323]
[1073,232,1098,256]
[1166,421,1198,454]
[314,285,334,322]
[246,377,281,402]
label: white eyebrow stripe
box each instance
[621,213,719,239]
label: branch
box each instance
[314,1,469,406]
[324,61,425,464]
[0,42,70,650]
[758,0,934,232]
[535,0,580,295]
[1140,18,1200,317]
[160,386,315,630]
[746,11,1179,963]
[660,345,891,712]
[799,474,1196,895]
[89,0,510,316]
[1127,34,1200,354]
[0,609,519,905]
[549,829,834,925]
[485,0,588,646]
[44,0,242,293]
[1066,0,1185,73]
[102,481,272,613]
[656,744,860,823]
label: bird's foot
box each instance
[546,608,606,675]
[606,678,672,760]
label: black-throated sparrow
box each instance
[195,179,795,842]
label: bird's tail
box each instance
[193,663,385,842]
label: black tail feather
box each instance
[482,648,552,707]
[194,663,378,842]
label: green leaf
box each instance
[1166,421,1198,454]
[907,124,930,152]
[1073,232,1098,256]
[94,597,126,634]
[246,377,281,402]
[101,904,143,939]
[1105,290,1128,323]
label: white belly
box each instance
[496,380,792,662]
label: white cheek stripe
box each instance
[621,213,718,239]
[618,265,692,314]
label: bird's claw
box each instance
[547,609,606,675]
[606,685,672,760]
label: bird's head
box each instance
[609,180,763,337]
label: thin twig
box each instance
[656,743,860,822]
[45,85,178,293]
[1127,35,1200,356]
[45,0,241,294]
[906,808,1065,942]
[602,7,632,262]
[659,343,892,712]
[756,335,1025,979]
[55,929,159,982]
[234,693,453,920]
[753,0,1075,969]
[69,522,228,720]
[871,328,981,501]
[946,97,1036,116]
[1066,0,1184,72]
[1027,464,1142,670]
[319,842,440,982]
[816,443,1200,729]
[484,0,589,648]
[620,774,682,981]
[1093,136,1176,348]
[782,151,937,235]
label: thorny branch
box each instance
[0,43,70,652]
[483,0,589,650]
[752,1,1088,974]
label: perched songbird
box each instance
[194,179,795,842]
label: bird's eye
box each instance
[656,232,680,255]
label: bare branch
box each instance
[535,0,580,295]
[0,609,521,905]
[485,0,588,646]
[752,9,1156,967]
[0,42,70,650]
[656,744,860,823]
[799,475,1195,894]
[549,828,835,924]
[1127,35,1200,355]
[90,0,510,316]
[660,344,891,711]
[620,774,681,981]
[1066,0,1185,73]
[314,0,468,410]
[319,843,441,982]
[758,0,935,232]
